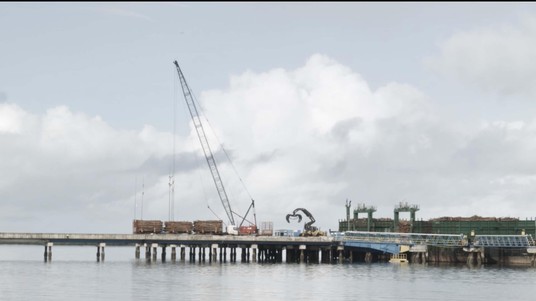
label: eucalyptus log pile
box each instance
[193,220,223,234]
[430,216,519,222]
[165,221,193,234]
[132,220,163,234]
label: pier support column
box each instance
[145,244,151,260]
[251,244,258,263]
[151,243,158,261]
[161,245,167,262]
[324,248,332,263]
[466,252,474,265]
[180,245,186,261]
[97,243,105,262]
[299,245,306,263]
[44,242,53,262]
[465,247,483,266]
[337,246,344,264]
[365,252,372,263]
[241,246,246,263]
[135,244,141,259]
[287,246,296,263]
[211,244,218,262]
[170,245,177,261]
[190,246,196,262]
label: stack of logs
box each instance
[164,221,193,234]
[430,216,519,222]
[132,220,163,234]
[193,220,223,234]
[132,219,225,234]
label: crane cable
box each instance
[175,69,222,219]
[176,63,256,225]
[190,91,255,202]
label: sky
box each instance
[2,2,536,233]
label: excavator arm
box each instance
[286,208,318,232]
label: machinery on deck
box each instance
[173,60,257,235]
[286,208,326,237]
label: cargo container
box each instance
[238,225,257,235]
[258,221,273,236]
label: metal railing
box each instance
[473,235,535,248]
[343,231,465,247]
[342,231,536,248]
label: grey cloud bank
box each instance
[2,3,536,233]
[2,53,536,233]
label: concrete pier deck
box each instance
[0,232,336,246]
[2,232,534,265]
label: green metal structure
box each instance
[339,201,536,237]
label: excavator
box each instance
[286,208,326,237]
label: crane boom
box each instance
[173,60,235,226]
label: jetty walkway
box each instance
[1,231,534,264]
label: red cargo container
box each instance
[238,225,257,235]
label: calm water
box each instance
[1,245,535,300]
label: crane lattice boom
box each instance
[173,60,235,226]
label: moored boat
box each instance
[389,253,409,263]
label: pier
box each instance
[1,231,535,265]
[0,232,337,263]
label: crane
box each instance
[173,60,255,235]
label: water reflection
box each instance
[1,246,536,300]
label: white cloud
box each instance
[0,104,182,232]
[97,7,153,22]
[0,103,32,134]
[199,54,536,226]
[3,54,536,234]
[425,15,536,96]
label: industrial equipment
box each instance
[173,60,256,235]
[286,208,325,236]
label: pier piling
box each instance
[151,243,158,261]
[180,245,186,261]
[211,244,218,262]
[44,242,53,262]
[145,244,151,260]
[251,244,257,263]
[337,246,344,264]
[135,244,140,259]
[170,245,176,261]
[96,243,105,262]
